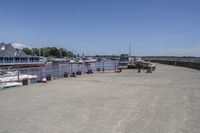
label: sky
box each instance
[0,0,200,56]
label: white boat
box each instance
[0,70,37,82]
[69,60,75,64]
[0,69,37,89]
[77,59,84,64]
[83,57,97,63]
[0,81,22,89]
[0,74,37,82]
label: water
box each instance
[0,60,118,82]
[27,60,118,80]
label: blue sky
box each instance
[0,0,200,56]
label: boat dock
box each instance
[0,60,119,88]
[0,63,200,133]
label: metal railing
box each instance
[0,60,118,84]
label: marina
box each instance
[0,42,121,88]
[0,43,157,89]
[0,60,118,88]
[0,1,200,132]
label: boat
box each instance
[0,69,37,83]
[127,57,136,68]
[77,59,84,64]
[111,57,119,60]
[97,57,107,62]
[69,59,76,64]
[134,58,156,70]
[83,57,97,63]
[0,81,22,89]
[118,54,129,69]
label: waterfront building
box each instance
[0,42,40,65]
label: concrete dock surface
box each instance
[0,64,200,133]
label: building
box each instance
[0,43,40,65]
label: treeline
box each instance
[22,47,75,58]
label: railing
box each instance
[0,60,118,84]
[149,59,200,70]
[0,62,44,65]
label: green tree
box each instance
[32,48,39,56]
[29,47,75,58]
[22,48,33,55]
[42,47,51,57]
[66,51,74,57]
[58,48,67,57]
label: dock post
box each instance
[81,63,83,74]
[70,63,73,74]
[114,61,116,72]
[102,61,105,71]
[17,66,20,81]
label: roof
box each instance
[0,43,30,57]
[11,43,32,50]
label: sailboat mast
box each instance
[129,41,131,57]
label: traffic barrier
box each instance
[76,71,82,75]
[97,68,101,72]
[114,68,122,73]
[22,78,29,85]
[64,72,69,78]
[46,75,52,81]
[86,70,92,74]
[70,72,76,77]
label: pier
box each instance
[0,60,118,85]
[0,63,200,133]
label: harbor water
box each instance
[19,60,118,81]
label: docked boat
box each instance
[0,68,34,89]
[118,54,129,69]
[0,81,22,89]
[134,58,156,70]
[69,59,76,64]
[77,59,84,64]
[0,69,37,83]
[83,57,97,63]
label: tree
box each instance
[59,48,67,57]
[66,51,74,58]
[26,47,75,58]
[22,48,33,55]
[32,48,39,56]
[42,47,51,57]
[49,47,59,57]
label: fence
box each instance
[0,60,118,84]
[151,60,200,70]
